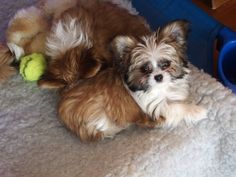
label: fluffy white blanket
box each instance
[0,0,235,177]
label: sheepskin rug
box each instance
[0,0,235,177]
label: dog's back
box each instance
[38,0,151,89]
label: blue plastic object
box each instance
[217,27,236,93]
[132,0,223,74]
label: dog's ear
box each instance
[158,20,190,45]
[111,36,136,58]
[111,36,136,75]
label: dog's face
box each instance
[112,20,190,92]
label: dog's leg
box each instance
[0,44,16,83]
[136,115,166,128]
[161,102,208,127]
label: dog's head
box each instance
[112,20,190,92]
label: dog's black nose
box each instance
[154,74,163,82]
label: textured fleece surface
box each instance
[0,0,236,177]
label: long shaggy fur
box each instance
[59,68,163,141]
[38,0,150,88]
[0,6,49,83]
[6,6,49,56]
[0,44,16,82]
[45,16,92,59]
[56,7,207,140]
[38,6,98,88]
[112,20,208,127]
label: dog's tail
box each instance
[38,7,101,89]
[0,43,16,83]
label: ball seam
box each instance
[22,57,33,79]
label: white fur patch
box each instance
[129,73,189,111]
[128,73,207,127]
[87,113,124,138]
[7,43,24,60]
[46,17,92,58]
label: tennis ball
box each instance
[19,53,47,81]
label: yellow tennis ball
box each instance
[20,53,47,81]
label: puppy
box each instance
[112,20,208,127]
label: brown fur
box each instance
[0,44,16,82]
[39,6,98,88]
[2,0,174,141]
[112,20,190,92]
[40,0,168,141]
[6,7,50,54]
[1,0,150,86]
[38,0,151,88]
[58,68,163,141]
[0,6,50,83]
[38,46,101,89]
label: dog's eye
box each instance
[160,60,171,70]
[140,63,153,74]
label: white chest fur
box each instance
[127,74,207,127]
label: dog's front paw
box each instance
[160,103,208,127]
[136,115,166,128]
[185,105,208,125]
